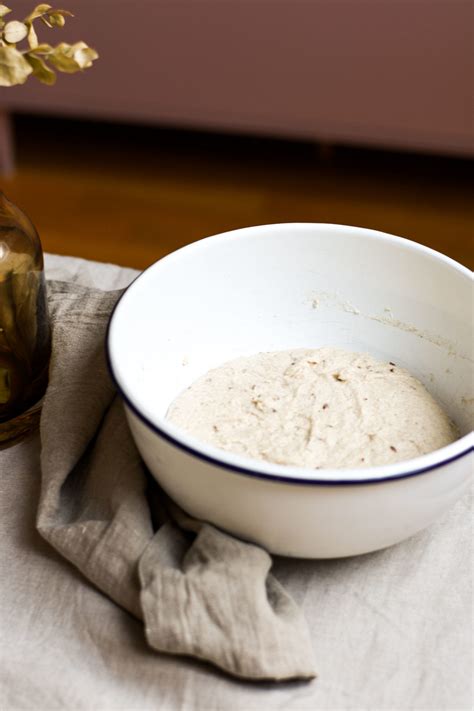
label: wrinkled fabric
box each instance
[0,255,471,711]
[36,280,316,681]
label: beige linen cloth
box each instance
[1,255,472,711]
[37,279,316,682]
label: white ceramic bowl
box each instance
[107,224,473,558]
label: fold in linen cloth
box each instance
[36,281,317,681]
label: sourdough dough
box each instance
[167,348,458,469]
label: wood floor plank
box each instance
[2,115,472,270]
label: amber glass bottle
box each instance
[0,193,51,447]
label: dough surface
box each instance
[167,348,458,469]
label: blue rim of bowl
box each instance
[105,226,473,487]
[106,297,473,488]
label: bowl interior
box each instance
[109,224,473,459]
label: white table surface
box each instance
[0,254,472,711]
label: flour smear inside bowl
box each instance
[167,347,458,469]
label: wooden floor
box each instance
[2,115,473,270]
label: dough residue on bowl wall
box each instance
[167,347,459,469]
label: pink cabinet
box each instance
[0,0,472,164]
